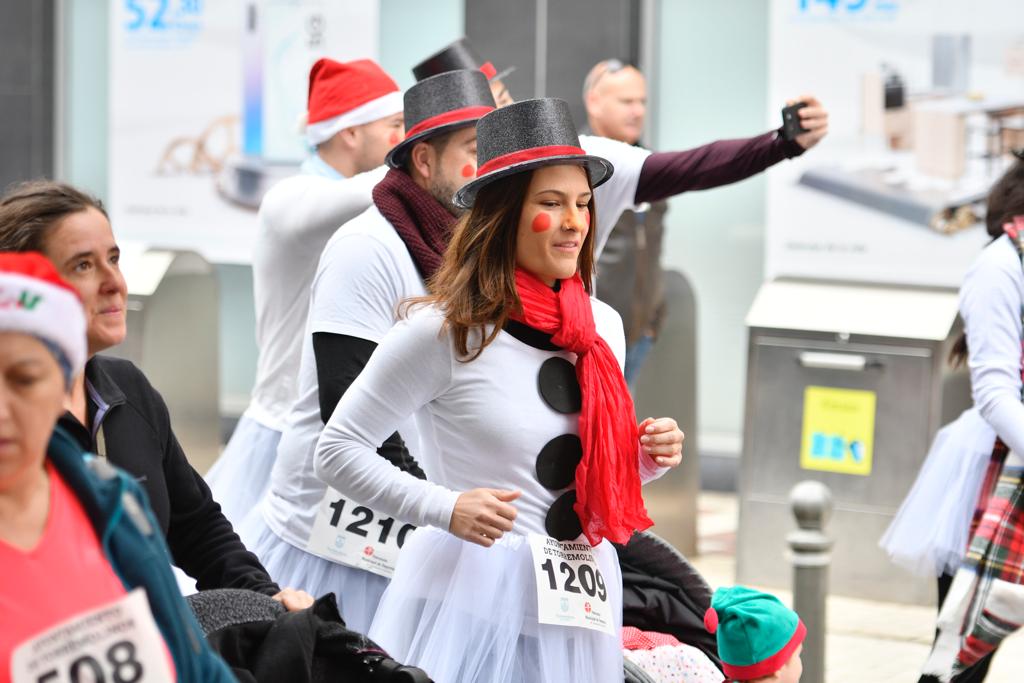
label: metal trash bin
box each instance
[106,246,221,472]
[736,278,970,604]
[634,269,699,557]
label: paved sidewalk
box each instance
[689,493,1024,683]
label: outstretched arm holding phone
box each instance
[633,94,828,204]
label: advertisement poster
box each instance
[766,0,1024,287]
[109,0,379,264]
[800,385,877,476]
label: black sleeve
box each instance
[313,331,426,479]
[157,400,282,596]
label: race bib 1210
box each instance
[305,486,417,579]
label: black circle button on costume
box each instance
[503,321,588,542]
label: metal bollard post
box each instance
[788,481,834,683]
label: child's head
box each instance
[704,586,805,683]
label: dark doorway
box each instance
[0,0,55,189]
[466,0,644,130]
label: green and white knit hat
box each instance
[704,586,806,680]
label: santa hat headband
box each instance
[305,58,403,147]
[1003,215,1024,241]
[0,253,87,386]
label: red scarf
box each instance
[512,268,653,545]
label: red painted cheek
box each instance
[388,132,400,146]
[531,212,552,233]
[460,164,475,178]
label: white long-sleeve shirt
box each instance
[261,205,426,549]
[246,164,387,430]
[314,302,668,538]
[961,234,1024,455]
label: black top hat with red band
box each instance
[385,69,496,170]
[453,98,613,209]
[412,37,515,83]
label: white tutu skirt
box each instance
[239,504,388,634]
[369,527,624,683]
[879,407,996,577]
[205,415,281,532]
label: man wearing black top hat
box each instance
[252,69,498,634]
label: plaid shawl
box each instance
[923,458,1024,679]
[922,221,1024,680]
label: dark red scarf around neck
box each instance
[512,268,653,545]
[372,168,456,279]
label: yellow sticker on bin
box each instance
[800,386,876,476]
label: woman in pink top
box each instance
[0,253,234,682]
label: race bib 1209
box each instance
[528,534,615,635]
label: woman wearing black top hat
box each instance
[313,98,684,682]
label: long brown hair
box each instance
[0,180,107,253]
[409,165,598,360]
[950,155,1024,367]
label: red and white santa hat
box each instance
[304,58,403,147]
[0,252,86,384]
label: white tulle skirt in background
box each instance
[879,407,996,577]
[205,415,281,534]
[369,527,624,683]
[239,504,389,635]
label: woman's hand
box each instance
[272,587,315,612]
[638,417,684,468]
[449,488,521,547]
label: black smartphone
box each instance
[781,102,809,141]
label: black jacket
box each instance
[616,532,721,670]
[596,200,670,344]
[196,592,431,682]
[58,354,280,597]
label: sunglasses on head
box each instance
[584,59,630,97]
